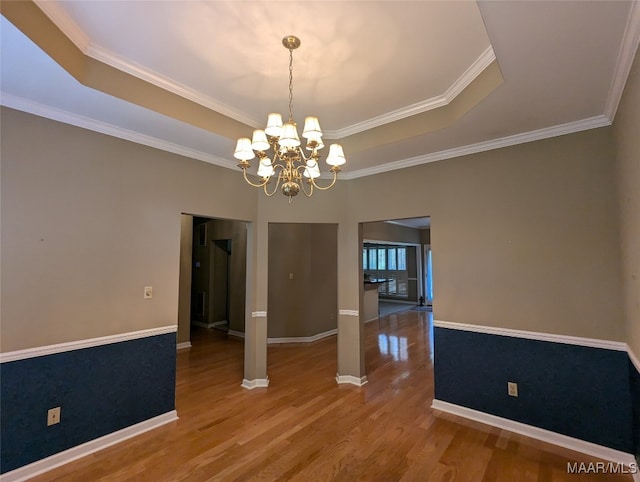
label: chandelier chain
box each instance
[288,47,294,122]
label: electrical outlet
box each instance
[507,382,518,397]
[144,286,153,299]
[47,407,61,426]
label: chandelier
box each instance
[233,35,346,202]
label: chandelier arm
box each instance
[308,170,339,191]
[263,171,283,197]
[241,167,270,188]
[299,178,314,197]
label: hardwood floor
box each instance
[32,310,632,481]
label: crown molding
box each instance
[3,93,612,181]
[604,0,640,121]
[340,115,611,180]
[33,0,91,52]
[85,43,260,128]
[325,46,496,139]
[0,93,236,170]
[30,0,497,139]
[31,0,259,128]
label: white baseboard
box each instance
[431,400,636,468]
[268,329,337,344]
[0,410,178,482]
[336,374,368,386]
[176,341,192,350]
[241,378,269,390]
[228,330,245,339]
[191,321,218,329]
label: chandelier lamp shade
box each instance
[234,35,346,201]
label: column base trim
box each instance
[241,378,269,390]
[0,411,178,482]
[176,341,192,350]
[336,374,368,386]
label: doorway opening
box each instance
[361,217,432,321]
[177,215,248,351]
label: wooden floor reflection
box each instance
[32,310,631,481]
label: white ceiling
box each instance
[1,1,639,178]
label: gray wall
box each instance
[362,221,423,244]
[613,47,640,358]
[0,107,257,352]
[267,223,338,338]
[348,127,624,341]
[0,102,629,351]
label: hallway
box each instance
[32,311,631,481]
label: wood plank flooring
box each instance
[31,310,632,481]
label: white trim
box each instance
[324,46,496,138]
[604,0,640,121]
[629,347,640,374]
[336,374,368,386]
[341,115,611,180]
[228,330,245,339]
[191,321,216,329]
[251,311,267,318]
[431,400,636,468]
[339,310,359,317]
[176,341,192,350]
[0,326,177,364]
[433,320,628,351]
[191,320,227,329]
[33,0,91,52]
[0,410,178,482]
[85,44,260,128]
[31,1,259,128]
[0,93,236,171]
[268,329,337,344]
[241,378,269,390]
[3,94,611,184]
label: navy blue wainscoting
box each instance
[433,327,633,453]
[630,356,640,465]
[0,332,176,474]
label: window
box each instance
[388,248,397,270]
[363,244,410,298]
[368,249,377,270]
[398,248,406,270]
[378,250,386,270]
